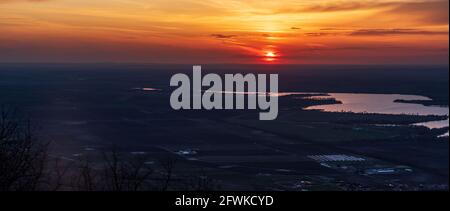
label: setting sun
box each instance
[264,51,278,62]
[0,0,447,64]
[265,52,276,57]
[0,0,448,195]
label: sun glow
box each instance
[263,51,278,62]
[265,51,276,57]
[0,0,447,64]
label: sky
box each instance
[0,0,448,64]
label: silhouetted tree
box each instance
[0,106,220,191]
[0,107,48,191]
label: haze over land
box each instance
[0,64,448,191]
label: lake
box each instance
[303,93,449,137]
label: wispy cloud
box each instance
[251,1,394,15]
[385,0,449,25]
[350,29,449,36]
[252,0,448,27]
[294,1,394,13]
[210,34,237,39]
[302,28,448,37]
[0,0,448,64]
[304,32,337,37]
[0,0,50,3]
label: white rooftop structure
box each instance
[308,154,366,162]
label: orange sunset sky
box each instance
[0,0,448,64]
